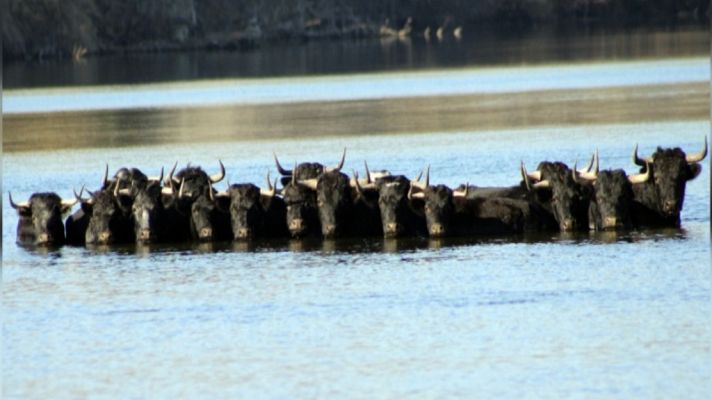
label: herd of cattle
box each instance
[9,138,707,247]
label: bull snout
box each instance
[36,233,53,244]
[560,219,575,232]
[138,229,154,242]
[289,218,305,234]
[662,200,678,216]
[384,222,401,238]
[235,227,253,240]
[98,230,112,244]
[602,217,618,230]
[429,223,446,238]
[199,227,213,240]
[322,224,337,238]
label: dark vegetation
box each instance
[2,0,709,61]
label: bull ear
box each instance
[687,162,702,180]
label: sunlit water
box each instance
[3,26,711,399]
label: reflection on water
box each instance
[3,26,708,89]
[15,227,689,257]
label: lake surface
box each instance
[3,26,711,399]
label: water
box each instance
[3,27,711,399]
[4,58,707,113]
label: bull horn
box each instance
[209,160,225,183]
[326,148,347,173]
[686,136,708,163]
[410,167,426,191]
[573,160,597,181]
[571,162,579,183]
[364,160,372,183]
[533,180,550,188]
[424,165,430,188]
[291,162,297,185]
[208,181,215,201]
[528,169,541,181]
[453,183,469,198]
[628,161,651,184]
[102,164,109,188]
[260,171,277,197]
[60,195,79,211]
[632,143,652,167]
[178,177,186,198]
[298,178,318,190]
[113,181,121,197]
[520,161,532,191]
[274,152,292,176]
[148,167,164,183]
[166,161,179,186]
[118,188,131,196]
[352,170,364,196]
[407,184,425,201]
[74,186,87,203]
[161,186,174,196]
[581,152,595,173]
[8,192,29,209]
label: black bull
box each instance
[362,175,427,238]
[631,138,707,227]
[10,192,76,246]
[409,180,556,238]
[587,168,650,231]
[227,183,288,240]
[302,170,382,238]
